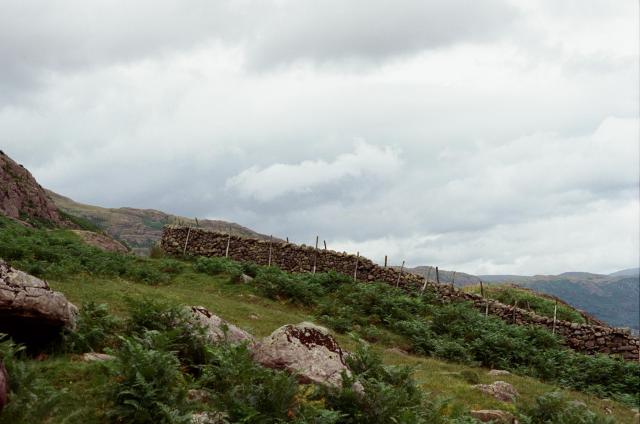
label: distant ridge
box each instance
[405,265,640,331]
[47,189,272,255]
[608,267,639,277]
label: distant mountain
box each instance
[47,190,271,255]
[402,266,480,286]
[608,267,639,277]
[480,272,639,331]
[406,265,640,331]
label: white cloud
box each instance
[225,141,401,201]
[0,0,637,275]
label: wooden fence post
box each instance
[312,236,319,274]
[479,279,484,297]
[435,266,440,284]
[323,240,327,250]
[225,233,231,258]
[396,260,405,287]
[512,301,518,324]
[384,255,388,268]
[451,271,456,289]
[353,252,359,282]
[268,235,273,267]
[552,300,558,334]
[182,227,192,256]
[485,300,489,316]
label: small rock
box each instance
[470,410,515,423]
[249,314,259,320]
[191,411,228,424]
[473,381,519,402]
[81,352,116,362]
[252,322,350,387]
[241,274,254,284]
[488,369,511,376]
[187,389,211,403]
[190,306,255,345]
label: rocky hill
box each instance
[0,150,63,226]
[47,190,271,255]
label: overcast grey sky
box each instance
[1,0,638,275]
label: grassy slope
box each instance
[44,269,638,423]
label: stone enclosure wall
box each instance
[161,226,639,361]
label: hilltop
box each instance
[47,190,270,255]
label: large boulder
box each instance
[252,322,349,387]
[189,306,255,345]
[0,362,7,412]
[0,260,77,347]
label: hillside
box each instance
[0,150,63,226]
[406,264,640,331]
[47,190,271,254]
[0,216,638,423]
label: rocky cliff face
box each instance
[0,150,62,225]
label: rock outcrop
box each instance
[0,259,78,347]
[473,381,519,403]
[71,230,129,253]
[190,306,255,345]
[0,150,62,225]
[252,322,349,387]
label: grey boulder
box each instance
[189,306,255,345]
[252,322,349,388]
[0,260,77,346]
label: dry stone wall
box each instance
[162,226,639,361]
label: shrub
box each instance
[0,216,183,285]
[198,341,300,422]
[323,342,473,424]
[459,370,480,385]
[104,333,190,424]
[149,244,165,259]
[518,392,615,424]
[65,302,122,353]
[194,257,243,282]
[0,335,66,424]
[253,267,326,305]
[126,298,208,368]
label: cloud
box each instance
[225,141,401,201]
[0,1,637,275]
[244,0,518,68]
[0,0,518,101]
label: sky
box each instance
[1,0,638,275]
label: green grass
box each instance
[0,216,637,423]
[463,284,587,324]
[43,271,638,423]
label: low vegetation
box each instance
[463,284,586,323]
[0,217,637,422]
